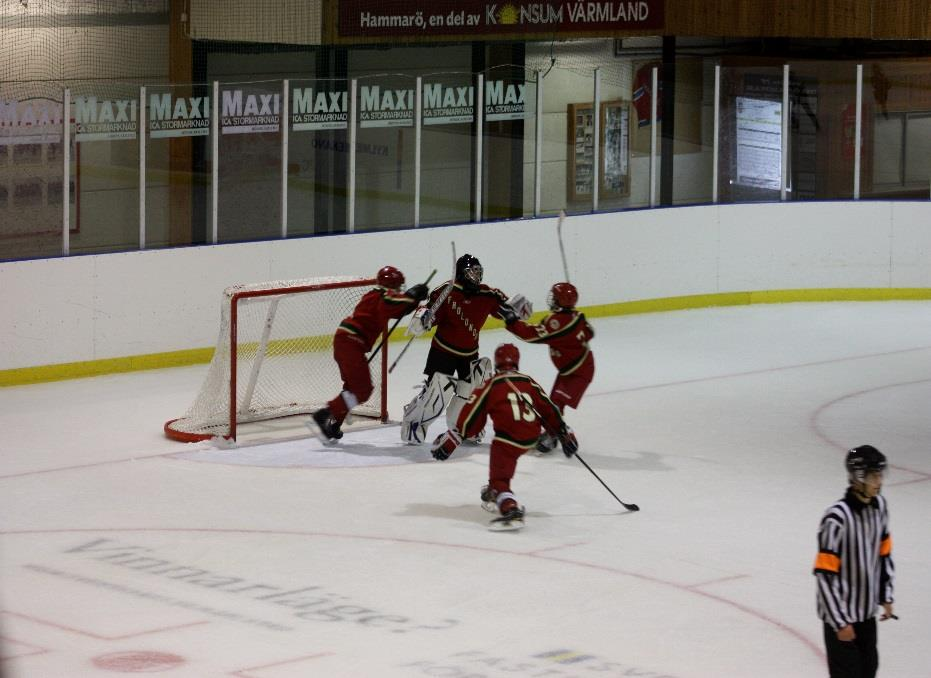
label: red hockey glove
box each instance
[431,429,462,461]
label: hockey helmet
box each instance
[845,444,887,482]
[494,343,520,371]
[455,254,483,290]
[377,265,405,290]
[548,281,579,310]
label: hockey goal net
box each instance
[164,275,387,442]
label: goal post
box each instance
[164,275,388,442]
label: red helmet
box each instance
[548,282,578,310]
[494,343,520,371]
[377,265,405,290]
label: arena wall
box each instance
[2,200,931,382]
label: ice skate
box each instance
[489,505,525,531]
[310,408,343,443]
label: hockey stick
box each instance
[501,376,640,512]
[571,452,639,512]
[389,242,457,374]
[556,210,570,282]
[367,269,437,365]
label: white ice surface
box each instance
[1,302,930,677]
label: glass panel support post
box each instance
[211,80,219,244]
[781,64,789,201]
[348,79,357,233]
[650,67,658,207]
[281,79,289,237]
[139,86,146,249]
[534,70,543,216]
[712,65,720,203]
[854,65,863,200]
[414,76,422,227]
[593,67,601,212]
[474,73,483,223]
[63,87,71,256]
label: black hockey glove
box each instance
[406,283,429,302]
[558,426,578,458]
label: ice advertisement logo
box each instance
[53,537,459,634]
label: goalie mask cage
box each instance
[164,276,387,442]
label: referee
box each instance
[814,445,896,678]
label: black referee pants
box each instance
[823,618,878,678]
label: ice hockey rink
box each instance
[1,301,930,677]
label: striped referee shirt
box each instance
[814,488,895,630]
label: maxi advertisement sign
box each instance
[339,0,664,38]
[288,79,523,131]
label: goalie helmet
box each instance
[455,254,483,291]
[845,444,887,482]
[548,281,579,310]
[494,343,520,371]
[377,265,405,290]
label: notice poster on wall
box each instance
[735,96,781,190]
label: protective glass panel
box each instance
[217,81,283,242]
[863,60,931,198]
[904,114,931,185]
[0,81,73,261]
[346,74,416,231]
[534,65,596,216]
[519,74,539,218]
[69,83,140,255]
[481,65,532,221]
[717,64,785,203]
[784,62,857,201]
[286,77,349,237]
[144,82,213,249]
[671,57,714,205]
[420,72,476,227]
[872,115,903,186]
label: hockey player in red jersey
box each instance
[401,254,530,444]
[501,281,594,453]
[312,266,427,441]
[430,343,579,530]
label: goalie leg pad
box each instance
[401,374,456,444]
[468,356,493,389]
[445,356,493,436]
[445,388,468,432]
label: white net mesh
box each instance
[166,275,384,440]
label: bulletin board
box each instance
[567,99,631,202]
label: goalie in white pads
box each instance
[401,253,531,444]
[430,343,578,530]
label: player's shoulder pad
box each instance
[478,284,508,299]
